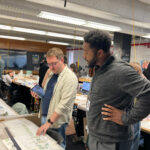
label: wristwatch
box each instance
[47,119,53,125]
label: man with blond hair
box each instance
[32,47,78,149]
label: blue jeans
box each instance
[41,116,68,149]
[41,115,47,125]
[131,122,140,150]
[53,123,68,149]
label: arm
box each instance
[36,112,60,136]
[102,92,150,126]
[6,75,12,84]
[122,91,150,125]
[102,65,150,125]
[30,91,39,99]
[119,68,150,125]
[41,69,51,88]
[36,75,78,136]
[54,77,78,115]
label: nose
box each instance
[83,52,86,60]
[49,65,54,70]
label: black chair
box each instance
[0,80,9,99]
[46,128,64,145]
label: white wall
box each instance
[67,49,87,68]
[130,44,150,63]
[67,43,150,68]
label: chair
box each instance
[12,102,29,115]
[0,80,9,99]
[46,129,64,145]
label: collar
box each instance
[95,55,115,72]
[48,65,68,77]
[58,65,68,77]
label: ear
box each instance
[97,49,104,58]
[60,57,64,63]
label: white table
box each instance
[141,115,150,134]
[14,75,38,89]
[75,94,88,111]
[0,118,63,150]
[0,99,19,121]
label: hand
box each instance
[12,78,17,82]
[36,122,51,136]
[31,91,39,99]
[101,104,124,125]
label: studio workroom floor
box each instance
[66,135,86,150]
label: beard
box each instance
[88,57,97,68]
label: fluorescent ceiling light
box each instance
[38,11,86,25]
[0,35,25,40]
[12,27,46,35]
[74,36,83,40]
[48,41,69,45]
[84,22,121,31]
[13,27,83,40]
[47,32,83,40]
[142,34,150,39]
[0,24,83,41]
[38,11,121,31]
[0,25,11,30]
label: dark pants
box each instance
[88,134,133,150]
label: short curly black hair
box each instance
[84,30,111,53]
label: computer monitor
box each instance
[82,82,91,92]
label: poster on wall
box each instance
[32,54,39,64]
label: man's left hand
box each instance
[36,122,51,136]
[101,104,124,125]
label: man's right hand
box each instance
[101,104,124,125]
[31,91,39,99]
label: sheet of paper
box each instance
[2,138,14,150]
[141,119,150,130]
[76,95,87,101]
[15,135,61,150]
[1,119,63,150]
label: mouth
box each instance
[51,69,55,72]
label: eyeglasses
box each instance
[47,61,58,67]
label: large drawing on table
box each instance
[0,119,63,150]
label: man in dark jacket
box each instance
[83,29,150,150]
[39,57,49,86]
